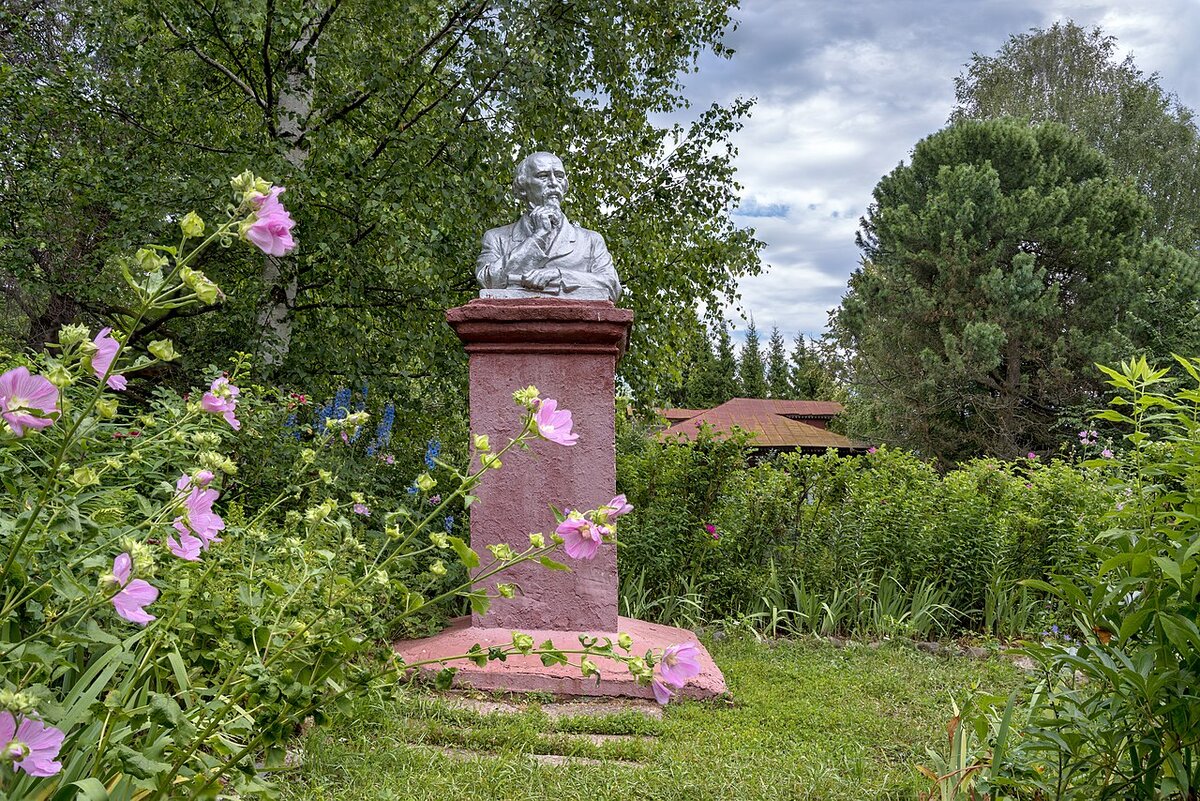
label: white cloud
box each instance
[673,0,1200,344]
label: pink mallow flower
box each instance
[91,327,127,390]
[201,377,241,430]
[556,514,603,560]
[0,711,64,777]
[0,367,59,436]
[353,503,370,516]
[167,521,203,561]
[1101,449,1114,459]
[602,494,633,519]
[534,398,578,446]
[658,641,703,688]
[651,679,675,705]
[110,553,158,625]
[173,472,225,549]
[245,187,297,257]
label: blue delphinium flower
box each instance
[334,387,352,416]
[444,515,454,532]
[425,439,441,470]
[406,483,419,495]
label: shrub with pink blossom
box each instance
[0,177,659,800]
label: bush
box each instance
[616,416,1114,636]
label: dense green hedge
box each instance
[616,421,1115,634]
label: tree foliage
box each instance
[736,318,766,399]
[765,326,789,399]
[952,20,1200,251]
[834,118,1200,463]
[0,0,761,410]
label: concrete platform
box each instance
[395,616,726,702]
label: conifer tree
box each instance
[738,319,768,399]
[766,326,791,398]
[712,321,739,404]
[790,333,827,400]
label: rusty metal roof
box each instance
[657,398,868,451]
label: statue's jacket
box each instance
[476,214,621,301]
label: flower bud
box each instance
[428,559,447,577]
[300,448,316,464]
[46,362,73,388]
[511,632,533,652]
[429,532,450,549]
[473,434,491,452]
[96,398,119,419]
[57,323,90,348]
[580,656,599,678]
[71,466,100,488]
[318,469,333,484]
[529,532,545,548]
[512,385,540,407]
[618,632,633,651]
[487,543,515,561]
[0,690,37,716]
[148,339,179,361]
[134,248,168,272]
[480,453,502,470]
[180,211,205,238]
[496,583,515,598]
[416,473,436,492]
[385,524,401,539]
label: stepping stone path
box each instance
[404,693,663,769]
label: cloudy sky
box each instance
[677,0,1200,343]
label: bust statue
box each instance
[476,152,622,302]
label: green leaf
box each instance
[466,590,490,616]
[538,555,571,571]
[448,536,480,568]
[52,779,109,801]
[1152,556,1183,587]
[434,667,457,690]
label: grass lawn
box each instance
[278,636,1022,800]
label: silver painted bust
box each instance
[476,152,622,302]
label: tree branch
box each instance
[159,13,266,110]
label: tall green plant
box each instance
[968,356,1200,799]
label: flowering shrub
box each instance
[0,177,693,799]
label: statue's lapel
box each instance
[545,220,579,264]
[510,216,535,246]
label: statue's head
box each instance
[512,152,568,210]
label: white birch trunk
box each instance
[256,8,317,369]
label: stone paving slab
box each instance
[437,694,664,720]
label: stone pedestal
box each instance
[446,298,632,632]
[395,297,727,701]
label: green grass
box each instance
[278,636,1022,800]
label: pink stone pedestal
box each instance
[394,616,726,701]
[394,298,726,700]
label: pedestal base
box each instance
[394,616,727,701]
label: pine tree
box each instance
[738,319,768,399]
[766,326,791,398]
